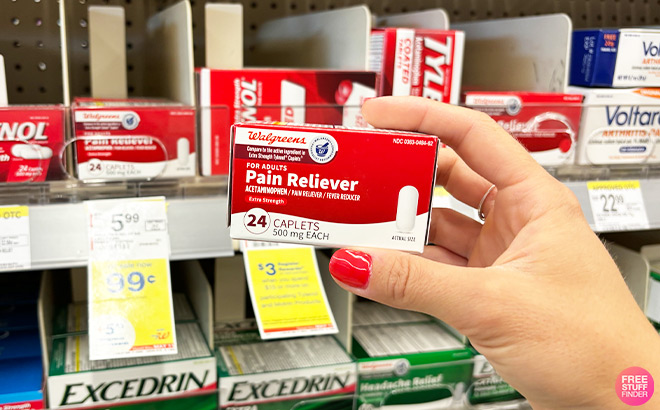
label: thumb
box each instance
[328,248,490,327]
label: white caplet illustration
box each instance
[11,144,53,160]
[177,138,189,166]
[396,185,418,232]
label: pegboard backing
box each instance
[3,0,660,102]
[0,0,64,104]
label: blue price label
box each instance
[258,263,276,275]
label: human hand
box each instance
[328,96,660,409]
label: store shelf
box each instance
[1,178,234,272]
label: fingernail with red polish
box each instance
[329,249,372,289]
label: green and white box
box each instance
[353,321,474,409]
[217,336,356,409]
[47,322,217,409]
[467,354,524,407]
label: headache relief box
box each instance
[228,122,439,252]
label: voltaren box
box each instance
[72,98,196,180]
[570,87,660,165]
[228,122,439,252]
[369,28,464,104]
[464,92,583,166]
[0,106,66,182]
[571,29,660,87]
[197,68,378,176]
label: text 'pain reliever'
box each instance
[228,122,438,252]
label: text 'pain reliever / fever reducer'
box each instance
[228,122,439,253]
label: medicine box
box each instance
[71,98,196,180]
[228,122,438,252]
[570,87,660,165]
[370,28,464,104]
[0,106,66,183]
[571,29,660,87]
[197,68,378,176]
[464,92,583,166]
[217,336,356,410]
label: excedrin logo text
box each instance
[58,371,210,407]
[606,106,660,126]
[0,122,48,141]
[227,374,349,403]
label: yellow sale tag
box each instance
[587,180,649,232]
[0,205,30,271]
[85,197,175,360]
[244,245,337,339]
[88,259,176,358]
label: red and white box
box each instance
[72,98,196,180]
[370,28,464,104]
[0,106,66,183]
[228,122,438,253]
[197,68,378,176]
[464,92,584,166]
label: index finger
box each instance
[362,96,545,189]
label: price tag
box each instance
[587,180,650,232]
[242,241,338,340]
[85,197,176,360]
[0,206,30,271]
[432,186,451,208]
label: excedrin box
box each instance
[217,336,356,410]
[0,106,66,182]
[464,92,584,166]
[369,28,464,104]
[571,29,660,87]
[352,321,473,409]
[570,87,660,165]
[197,68,378,176]
[228,122,438,252]
[47,322,217,409]
[72,98,196,180]
[468,354,523,407]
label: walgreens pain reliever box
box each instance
[72,98,196,180]
[571,87,660,165]
[217,336,356,410]
[369,28,464,104]
[228,122,438,252]
[571,29,660,87]
[464,92,583,166]
[0,357,44,410]
[0,106,66,183]
[197,69,378,176]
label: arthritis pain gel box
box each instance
[464,92,583,166]
[571,29,660,87]
[370,28,464,104]
[72,98,196,180]
[0,106,66,182]
[570,87,660,165]
[228,122,438,252]
[197,69,378,176]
